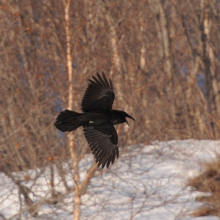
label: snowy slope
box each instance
[0,140,220,220]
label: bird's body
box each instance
[56,109,131,130]
[55,72,135,168]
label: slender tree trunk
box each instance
[150,0,172,78]
[105,13,121,77]
[201,2,220,138]
[63,0,81,219]
[149,0,177,134]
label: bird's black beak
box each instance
[125,115,135,126]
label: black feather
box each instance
[54,72,135,168]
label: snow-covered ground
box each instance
[1,140,220,220]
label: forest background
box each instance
[1,0,220,219]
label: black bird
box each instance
[54,72,135,168]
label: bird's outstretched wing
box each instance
[81,72,115,112]
[83,125,119,168]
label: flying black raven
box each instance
[54,72,135,168]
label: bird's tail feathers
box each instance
[54,110,83,132]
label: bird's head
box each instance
[112,110,135,126]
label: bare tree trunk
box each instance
[201,1,220,138]
[150,0,172,78]
[103,5,123,106]
[63,0,81,219]
[149,0,177,135]
[105,13,121,77]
